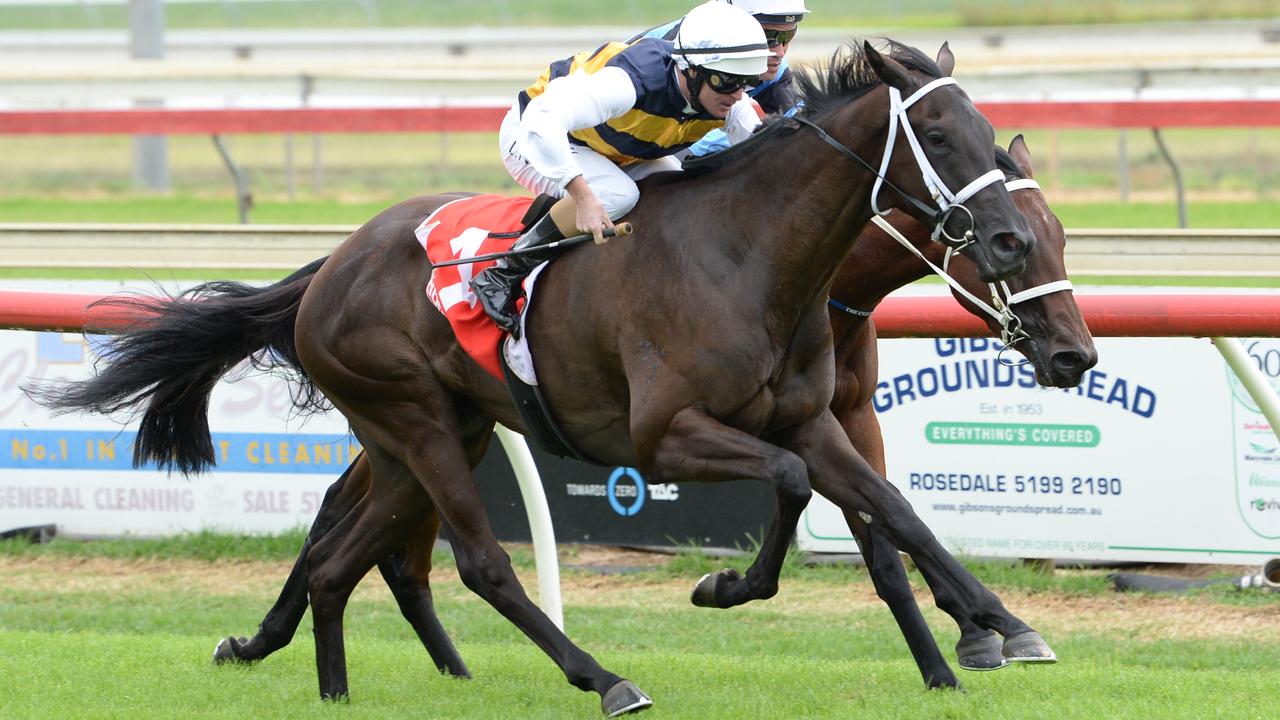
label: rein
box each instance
[799,74,1061,364]
[873,78,1005,249]
[793,76,1005,253]
[831,178,1074,365]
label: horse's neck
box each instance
[831,216,945,311]
[725,101,891,318]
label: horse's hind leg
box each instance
[213,457,368,665]
[377,508,470,678]
[420,449,650,715]
[335,391,649,715]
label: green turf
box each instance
[0,626,1275,720]
[1,195,1277,229]
[1,533,1278,719]
[0,527,311,562]
[0,195,399,225]
[1050,201,1280,229]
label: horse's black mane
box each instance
[669,39,944,179]
[794,40,944,121]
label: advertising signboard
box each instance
[797,336,1280,563]
[4,280,1277,562]
[1,326,773,547]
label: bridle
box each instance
[792,76,1005,253]
[852,177,1075,364]
[795,72,1070,362]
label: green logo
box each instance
[924,422,1100,447]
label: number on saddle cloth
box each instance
[417,194,543,380]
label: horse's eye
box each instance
[925,131,948,148]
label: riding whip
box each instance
[430,222,634,269]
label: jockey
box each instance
[472,0,771,336]
[631,0,810,157]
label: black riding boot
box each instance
[471,213,565,338]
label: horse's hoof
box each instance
[926,676,963,691]
[956,632,1007,671]
[602,680,652,717]
[1003,631,1057,664]
[212,636,250,665]
[690,568,740,608]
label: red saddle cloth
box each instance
[418,194,536,380]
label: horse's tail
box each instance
[25,257,329,475]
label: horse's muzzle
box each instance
[980,227,1036,282]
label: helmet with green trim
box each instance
[723,0,810,25]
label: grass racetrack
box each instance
[1,537,1278,719]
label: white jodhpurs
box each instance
[498,104,681,220]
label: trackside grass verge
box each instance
[1,196,1279,228]
[0,531,1266,601]
[0,0,1275,31]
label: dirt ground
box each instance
[3,547,1278,643]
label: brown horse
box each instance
[816,135,1095,682]
[32,42,1046,714]
[207,135,1092,690]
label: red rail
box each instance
[0,291,154,332]
[873,294,1280,338]
[0,106,508,135]
[4,290,1280,338]
[977,99,1280,129]
[1,100,1278,135]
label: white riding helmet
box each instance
[723,0,810,24]
[674,1,772,77]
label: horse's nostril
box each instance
[992,230,1034,261]
[1051,350,1095,376]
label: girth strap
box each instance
[499,346,603,466]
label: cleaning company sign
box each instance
[0,327,353,536]
[798,337,1280,563]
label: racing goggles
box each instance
[702,68,759,94]
[763,28,798,48]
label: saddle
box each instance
[417,192,597,464]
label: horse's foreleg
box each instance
[357,396,649,717]
[213,458,366,665]
[304,457,426,702]
[378,510,470,678]
[644,407,812,610]
[793,410,1055,664]
[838,403,1000,677]
[845,516,964,687]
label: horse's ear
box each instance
[1008,134,1035,178]
[936,42,955,76]
[864,41,913,94]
